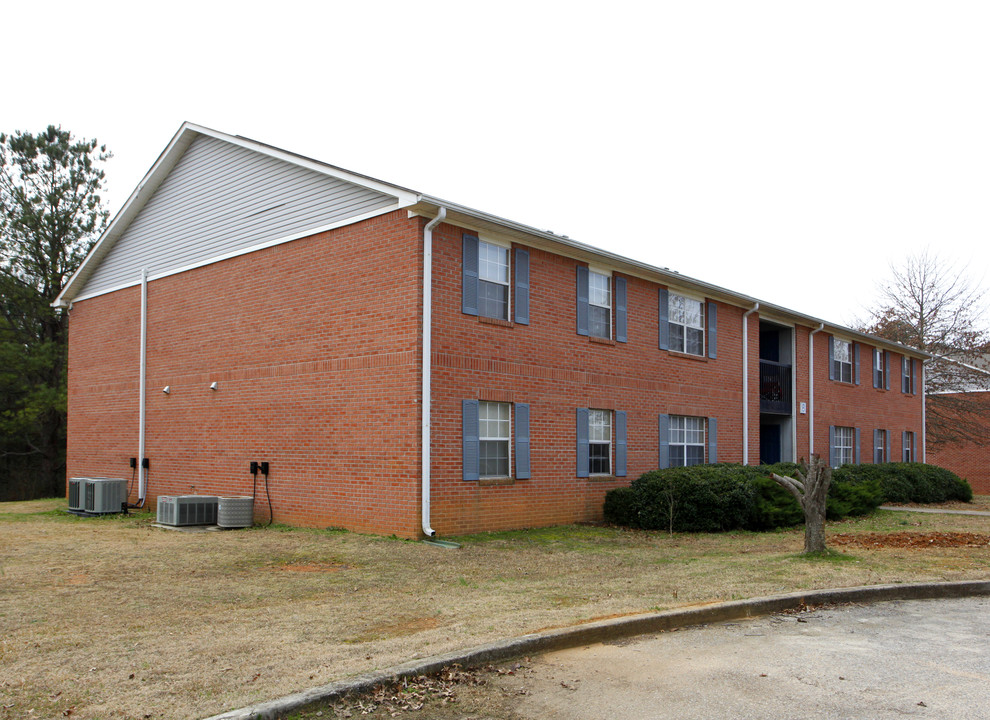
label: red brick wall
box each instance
[67,210,928,538]
[928,392,990,494]
[67,210,425,536]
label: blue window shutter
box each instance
[462,234,479,316]
[885,430,891,463]
[615,276,628,343]
[576,266,590,336]
[884,352,890,390]
[873,349,880,388]
[462,400,479,481]
[615,410,627,477]
[708,417,718,464]
[854,343,861,385]
[911,359,918,394]
[854,427,861,464]
[514,248,530,325]
[828,337,835,380]
[707,302,718,359]
[658,289,670,350]
[515,403,531,480]
[658,414,670,469]
[576,408,590,477]
[829,425,836,467]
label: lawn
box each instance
[1,498,988,720]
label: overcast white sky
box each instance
[5,1,988,327]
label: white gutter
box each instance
[742,303,759,464]
[421,207,446,537]
[809,323,825,456]
[138,268,148,501]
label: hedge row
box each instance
[604,462,971,532]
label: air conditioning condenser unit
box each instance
[68,477,89,511]
[157,495,219,526]
[84,478,129,514]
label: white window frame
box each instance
[834,426,854,467]
[902,358,912,394]
[588,269,612,340]
[670,415,706,467]
[479,400,511,478]
[589,408,612,475]
[478,238,510,321]
[874,349,885,388]
[903,431,915,462]
[669,291,705,356]
[833,339,853,383]
[875,429,886,464]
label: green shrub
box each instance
[631,465,757,532]
[835,462,972,504]
[749,475,803,530]
[603,487,638,526]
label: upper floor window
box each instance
[669,293,705,356]
[669,415,706,467]
[901,357,915,394]
[588,271,612,339]
[576,267,627,342]
[462,233,530,325]
[478,240,510,320]
[873,348,889,389]
[832,338,853,383]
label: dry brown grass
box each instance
[1,498,988,720]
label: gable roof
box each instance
[56,122,930,360]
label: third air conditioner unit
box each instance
[156,495,219,526]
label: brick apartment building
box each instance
[56,123,928,538]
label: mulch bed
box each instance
[831,532,990,549]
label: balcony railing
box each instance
[760,360,792,415]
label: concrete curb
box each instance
[879,505,990,517]
[203,579,990,720]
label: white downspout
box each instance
[421,207,446,537]
[809,323,824,456]
[742,302,759,465]
[138,268,148,502]
[921,358,929,463]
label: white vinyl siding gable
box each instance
[77,135,398,298]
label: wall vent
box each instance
[84,478,129,514]
[157,495,219,526]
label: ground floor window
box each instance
[874,429,887,464]
[903,431,915,462]
[670,415,706,466]
[832,426,855,467]
[479,401,510,477]
[589,409,612,474]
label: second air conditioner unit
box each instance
[84,478,129,514]
[156,495,219,526]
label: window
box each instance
[903,431,915,462]
[478,240,509,320]
[479,401,510,477]
[588,409,612,474]
[873,349,887,389]
[577,408,627,477]
[462,400,530,481]
[588,271,611,339]
[902,357,914,394]
[832,426,855,467]
[670,416,706,467]
[462,234,530,325]
[874,429,887,464]
[669,293,705,356]
[833,339,852,383]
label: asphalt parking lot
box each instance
[492,596,990,719]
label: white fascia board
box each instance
[65,203,404,305]
[411,196,932,361]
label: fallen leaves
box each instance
[830,532,990,550]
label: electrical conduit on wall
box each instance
[421,207,446,537]
[138,268,148,503]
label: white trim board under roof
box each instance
[56,123,929,362]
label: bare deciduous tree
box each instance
[770,456,832,554]
[862,250,990,446]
